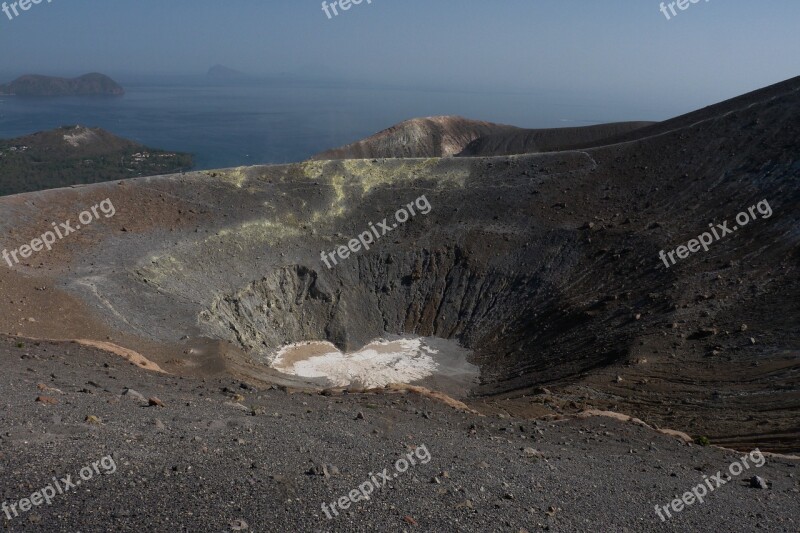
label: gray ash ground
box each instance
[1,337,797,532]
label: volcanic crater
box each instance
[1,77,798,452]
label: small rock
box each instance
[523,447,544,458]
[740,324,748,332]
[35,396,58,405]
[85,415,102,425]
[307,463,339,477]
[355,411,365,420]
[224,401,251,413]
[693,327,718,338]
[229,519,249,531]
[403,516,418,526]
[750,476,768,489]
[122,388,147,402]
[148,397,165,407]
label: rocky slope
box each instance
[456,121,655,157]
[1,336,797,532]
[311,116,520,159]
[312,116,654,160]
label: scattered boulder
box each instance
[229,519,249,531]
[122,388,147,402]
[306,462,339,477]
[35,396,58,405]
[37,383,63,394]
[523,447,544,458]
[224,401,251,413]
[148,397,165,407]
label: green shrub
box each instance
[695,435,711,446]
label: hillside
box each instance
[0,126,193,196]
[0,73,124,96]
[312,116,656,160]
[457,121,656,156]
[311,116,521,160]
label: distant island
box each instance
[0,126,192,196]
[0,73,124,96]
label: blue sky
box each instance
[1,0,798,118]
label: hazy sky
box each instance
[1,0,798,118]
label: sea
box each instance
[0,75,664,170]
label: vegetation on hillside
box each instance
[0,126,193,196]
